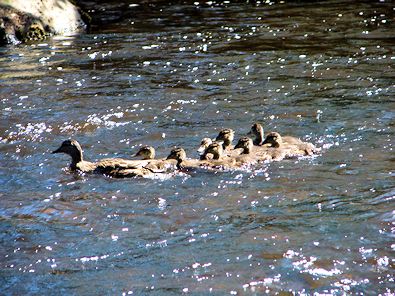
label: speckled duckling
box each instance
[233,137,261,165]
[260,132,294,161]
[197,138,212,154]
[234,137,254,155]
[197,137,214,159]
[166,147,188,169]
[248,122,319,156]
[165,147,206,171]
[215,128,235,150]
[134,145,155,160]
[200,142,238,168]
[132,145,173,172]
[201,142,224,160]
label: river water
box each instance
[1,0,394,294]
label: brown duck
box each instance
[215,128,235,151]
[134,145,156,160]
[233,136,261,164]
[261,131,311,160]
[52,140,170,177]
[200,142,241,168]
[248,122,319,156]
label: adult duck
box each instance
[52,140,168,177]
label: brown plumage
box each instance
[215,128,235,150]
[248,123,320,156]
[134,145,155,160]
[52,139,171,178]
[233,137,261,165]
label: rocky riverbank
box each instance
[0,0,88,45]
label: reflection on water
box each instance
[0,0,394,294]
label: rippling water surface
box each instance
[1,0,394,294]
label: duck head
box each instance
[215,128,234,149]
[202,142,224,160]
[262,132,283,148]
[52,139,84,169]
[197,138,212,154]
[134,145,155,160]
[53,139,83,160]
[247,122,264,145]
[166,147,187,168]
[234,137,254,154]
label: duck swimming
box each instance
[248,122,304,146]
[52,139,171,178]
[52,139,97,172]
[248,122,319,156]
[133,145,173,172]
[248,123,265,146]
[166,147,188,169]
[258,132,290,161]
[197,137,214,159]
[201,142,224,160]
[197,138,212,154]
[261,131,319,160]
[233,136,260,165]
[234,137,254,155]
[215,128,234,150]
[200,142,240,168]
[134,145,155,160]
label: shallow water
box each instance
[1,0,394,294]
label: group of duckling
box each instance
[52,123,320,178]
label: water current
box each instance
[0,0,394,294]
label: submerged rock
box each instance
[0,0,88,45]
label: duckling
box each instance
[199,142,238,169]
[201,142,224,160]
[110,147,183,177]
[197,137,214,160]
[248,122,319,155]
[248,122,304,146]
[52,139,159,177]
[234,137,254,155]
[215,128,234,150]
[262,131,319,160]
[248,123,265,146]
[197,138,212,154]
[263,131,321,157]
[134,145,155,160]
[132,145,175,172]
[259,132,289,161]
[166,147,187,169]
[233,137,262,165]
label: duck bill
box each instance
[215,140,224,146]
[247,130,258,142]
[197,146,206,153]
[234,143,242,149]
[261,138,272,146]
[52,147,62,154]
